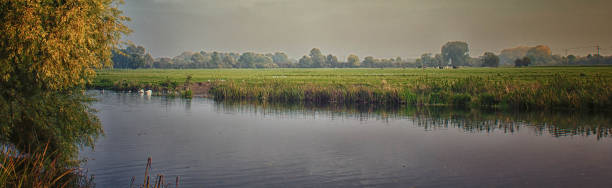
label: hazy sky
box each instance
[120,0,612,59]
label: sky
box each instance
[120,0,612,59]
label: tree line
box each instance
[112,42,612,69]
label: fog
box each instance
[121,0,612,58]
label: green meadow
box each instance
[93,67,612,110]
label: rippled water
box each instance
[81,91,612,187]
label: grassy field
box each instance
[94,67,612,87]
[93,67,612,110]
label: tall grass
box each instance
[0,144,94,188]
[210,74,612,110]
[92,67,612,110]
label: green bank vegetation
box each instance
[93,67,612,110]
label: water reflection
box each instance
[85,91,612,187]
[215,101,612,139]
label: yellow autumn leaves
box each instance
[0,0,130,91]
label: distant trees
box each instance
[362,56,376,68]
[442,41,470,66]
[298,55,313,68]
[500,45,553,65]
[310,48,328,68]
[499,46,530,66]
[110,42,612,69]
[417,53,444,67]
[562,54,612,65]
[327,54,339,68]
[347,54,360,68]
[526,45,553,65]
[239,52,274,68]
[514,57,532,67]
[112,44,151,69]
[271,52,292,67]
[481,52,500,67]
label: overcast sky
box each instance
[120,0,612,59]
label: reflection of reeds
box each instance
[216,100,612,139]
[130,157,180,188]
[210,74,612,110]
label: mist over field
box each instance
[121,0,612,58]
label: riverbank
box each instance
[91,67,612,110]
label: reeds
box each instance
[0,144,94,188]
[210,75,612,110]
[130,157,180,188]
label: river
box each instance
[81,91,612,187]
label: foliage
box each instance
[416,53,444,68]
[526,45,553,65]
[111,42,612,70]
[0,0,129,177]
[514,57,532,67]
[347,54,360,68]
[112,44,153,69]
[441,41,470,66]
[499,46,531,65]
[0,0,130,90]
[481,52,500,67]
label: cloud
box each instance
[121,0,612,58]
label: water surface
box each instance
[81,92,612,187]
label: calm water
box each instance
[81,92,612,187]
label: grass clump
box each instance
[0,144,94,188]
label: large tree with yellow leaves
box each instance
[0,0,130,165]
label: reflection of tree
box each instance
[215,101,612,139]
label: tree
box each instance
[418,53,434,67]
[298,56,313,68]
[481,52,500,67]
[211,51,223,68]
[327,54,339,68]
[526,45,553,65]
[567,55,577,64]
[309,48,327,68]
[272,52,293,68]
[144,53,154,68]
[441,41,470,66]
[514,57,532,67]
[223,55,238,68]
[272,52,289,64]
[239,52,257,68]
[0,0,129,165]
[362,56,376,68]
[347,54,360,68]
[499,46,530,66]
[112,44,148,69]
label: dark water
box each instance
[81,92,612,187]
